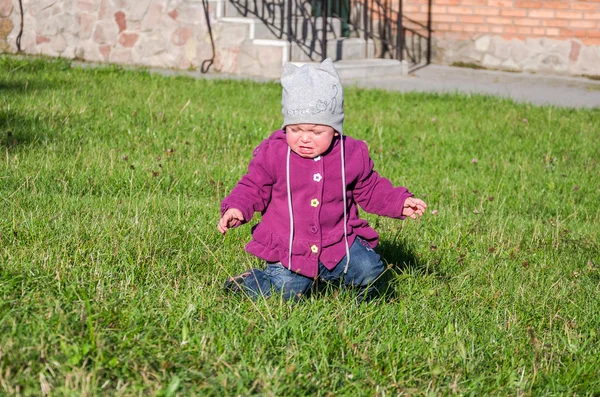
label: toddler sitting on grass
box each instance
[218,59,426,302]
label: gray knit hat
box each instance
[281,58,344,133]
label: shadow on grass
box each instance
[378,239,422,275]
[0,72,68,148]
[0,80,35,92]
[224,239,451,304]
[0,110,53,148]
[302,240,443,304]
[375,239,452,302]
[0,73,66,94]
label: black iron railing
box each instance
[227,0,431,71]
[229,0,338,61]
[350,0,431,68]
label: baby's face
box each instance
[285,124,336,158]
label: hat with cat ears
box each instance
[281,58,344,133]
[281,59,352,275]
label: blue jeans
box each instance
[236,238,387,302]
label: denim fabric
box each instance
[233,237,386,302]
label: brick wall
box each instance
[402,0,600,75]
[405,0,600,44]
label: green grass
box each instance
[1,55,599,395]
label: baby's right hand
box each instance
[218,208,245,235]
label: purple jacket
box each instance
[221,130,413,278]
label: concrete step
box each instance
[257,17,343,40]
[219,16,342,40]
[290,59,409,83]
[236,38,408,81]
[291,38,374,62]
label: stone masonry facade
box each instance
[0,0,248,73]
[0,0,599,77]
[402,0,600,76]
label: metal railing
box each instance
[227,0,431,71]
[350,0,431,69]
[229,0,336,61]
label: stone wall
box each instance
[0,0,244,72]
[1,0,599,77]
[402,0,600,76]
[0,0,14,52]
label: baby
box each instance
[218,59,426,302]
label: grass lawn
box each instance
[1,55,599,396]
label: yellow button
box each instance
[311,245,319,253]
[311,198,319,207]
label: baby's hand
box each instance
[402,197,427,220]
[218,208,245,234]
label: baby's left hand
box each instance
[402,197,427,220]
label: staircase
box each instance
[212,0,419,81]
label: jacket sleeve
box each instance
[220,140,274,224]
[352,141,413,219]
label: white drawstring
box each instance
[340,133,351,273]
[286,146,294,270]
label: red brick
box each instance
[435,22,451,30]
[505,25,518,33]
[556,10,583,19]
[543,19,570,27]
[532,27,545,35]
[561,29,588,37]
[465,25,478,32]
[168,9,178,19]
[407,12,428,20]
[488,0,514,6]
[571,20,598,28]
[448,6,474,14]
[584,12,600,20]
[570,2,599,11]
[461,0,487,5]
[431,5,447,13]
[589,30,600,38]
[434,14,459,22]
[528,9,555,18]
[502,9,527,17]
[435,0,460,5]
[515,1,541,7]
[544,2,570,10]
[449,23,465,31]
[546,27,560,35]
[491,26,504,33]
[487,16,513,24]
[582,37,600,44]
[477,25,490,32]
[460,15,486,23]
[475,7,500,15]
[517,26,532,34]
[515,17,542,26]
[404,4,421,12]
